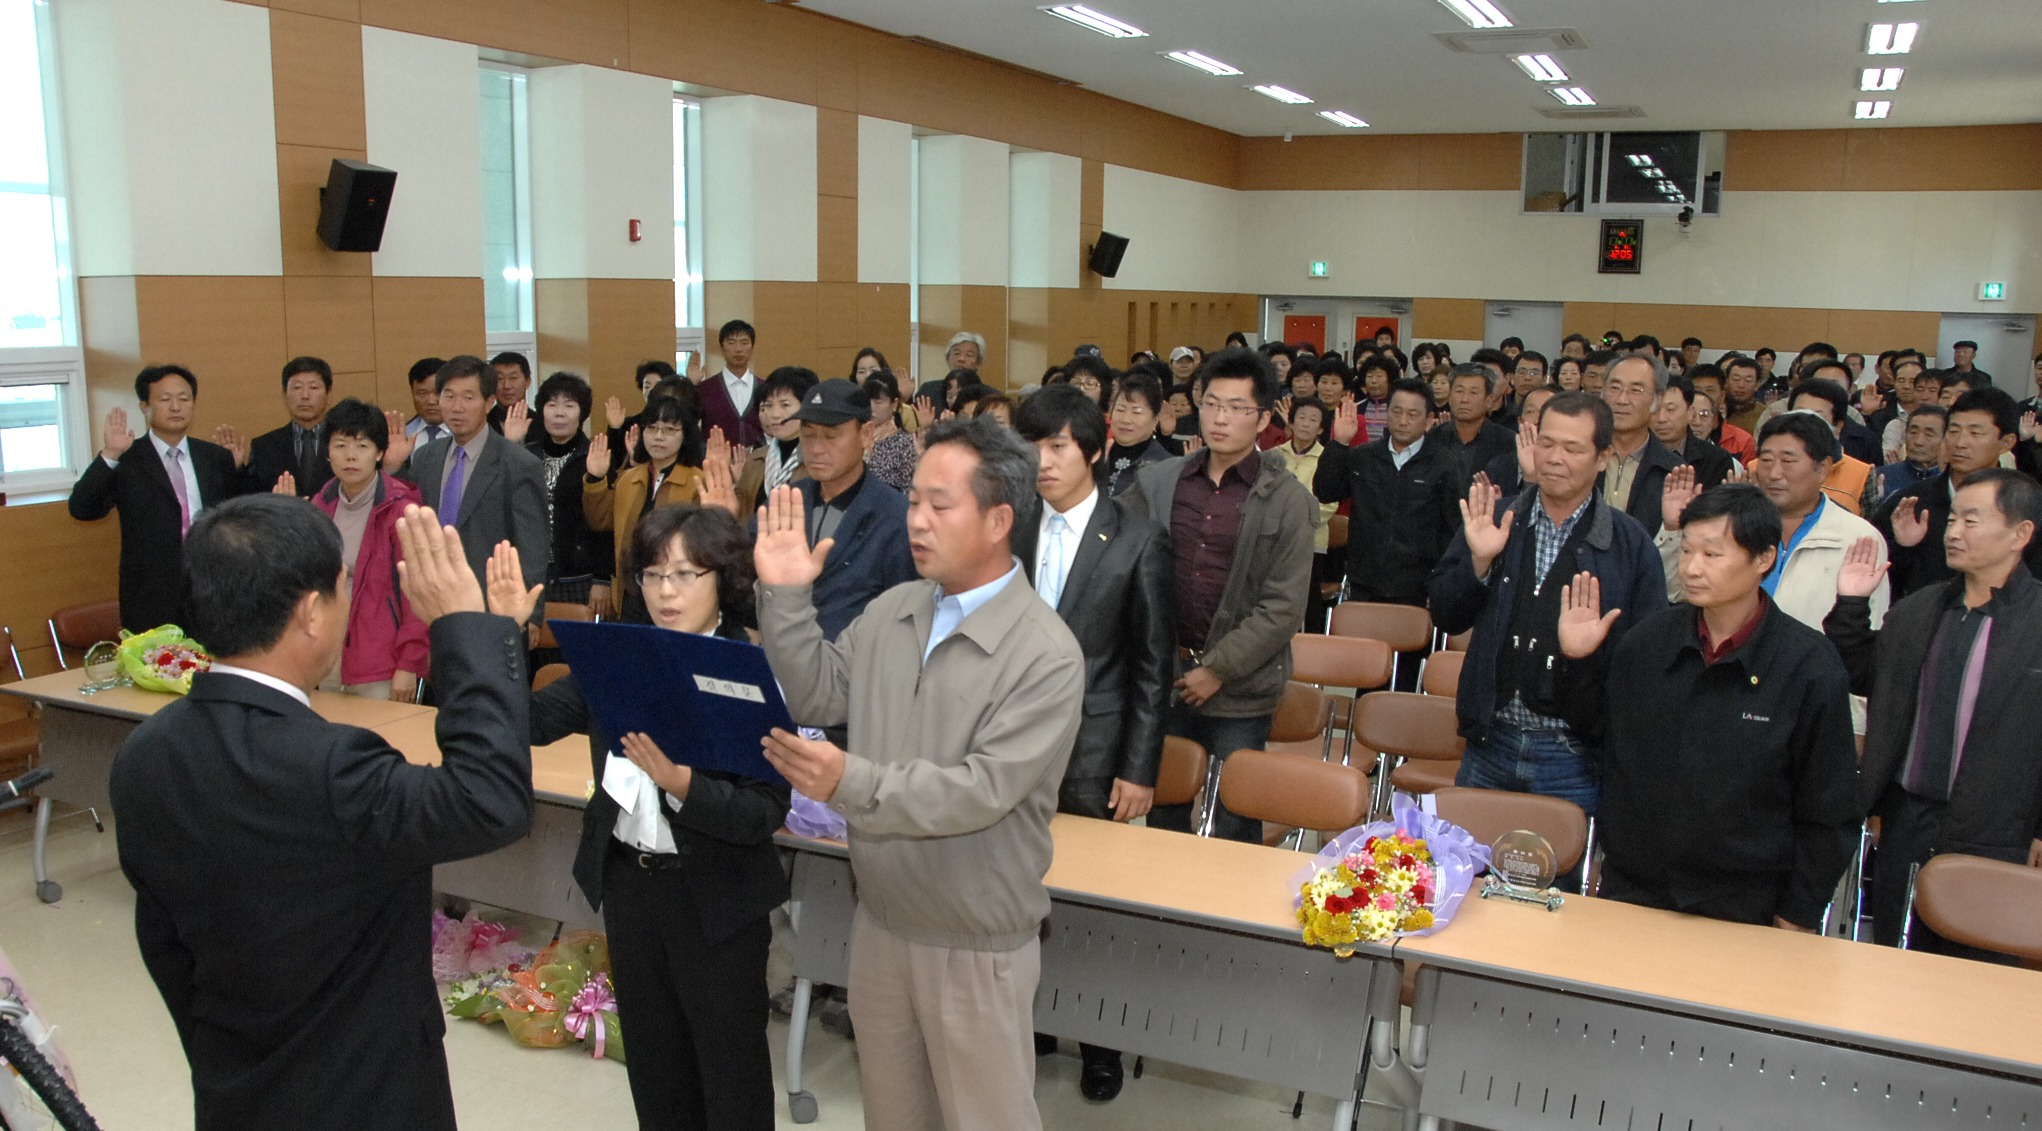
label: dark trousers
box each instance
[1870,786,2021,964]
[1598,866,1778,926]
[1304,552,1337,634]
[1148,708,1273,844]
[603,846,776,1131]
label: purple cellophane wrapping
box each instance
[1287,794,1492,938]
[785,789,846,840]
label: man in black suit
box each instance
[485,350,532,435]
[69,364,243,632]
[1014,385,1173,1101]
[389,355,549,593]
[240,356,335,496]
[110,495,537,1130]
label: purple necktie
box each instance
[442,446,468,526]
[165,446,193,538]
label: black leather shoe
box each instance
[1034,1033,1058,1057]
[1078,1046,1123,1102]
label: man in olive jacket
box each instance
[1121,347,1319,843]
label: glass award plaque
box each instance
[1479,829,1565,911]
[79,642,130,695]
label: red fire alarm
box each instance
[628,219,642,242]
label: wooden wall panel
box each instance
[133,276,291,442]
[1236,134,1521,192]
[0,502,121,684]
[282,275,376,373]
[371,276,486,407]
[535,277,591,378]
[359,0,629,68]
[277,143,371,277]
[272,0,359,20]
[269,11,367,151]
[1725,125,2042,192]
[1413,297,1486,341]
[815,281,860,356]
[1560,301,1942,356]
[856,283,911,378]
[628,0,822,109]
[584,277,678,403]
[817,195,858,285]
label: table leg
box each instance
[32,797,58,904]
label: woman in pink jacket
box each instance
[274,398,429,699]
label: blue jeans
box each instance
[1147,708,1274,844]
[1456,721,1601,816]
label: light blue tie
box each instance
[1040,513,1070,610]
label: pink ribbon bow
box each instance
[564,973,616,1058]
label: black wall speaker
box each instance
[316,159,398,253]
[1088,232,1129,278]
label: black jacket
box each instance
[1024,494,1174,787]
[1314,433,1456,603]
[1825,569,2042,863]
[244,423,332,497]
[532,669,791,944]
[1840,418,1882,466]
[1680,435,1736,489]
[1876,473,2042,598]
[110,613,533,1131]
[1565,600,1860,928]
[68,436,243,633]
[793,473,918,641]
[1427,418,1516,499]
[1598,434,1685,536]
[526,435,610,583]
[1100,436,1174,497]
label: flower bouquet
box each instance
[438,913,626,1063]
[1292,794,1491,956]
[115,625,211,694]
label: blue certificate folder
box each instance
[549,620,792,784]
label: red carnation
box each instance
[1398,853,1418,869]
[1358,869,1379,887]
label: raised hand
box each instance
[685,349,707,382]
[1724,457,1749,484]
[1157,397,1178,437]
[271,470,297,496]
[101,407,134,459]
[212,424,249,467]
[1459,475,1513,577]
[382,415,416,471]
[1890,496,1928,547]
[620,424,640,468]
[704,425,732,479]
[485,539,544,623]
[1859,385,1885,415]
[2022,410,2039,443]
[394,505,486,622]
[606,395,627,430]
[914,395,937,436]
[699,436,739,516]
[1516,416,1539,477]
[1332,394,1360,446]
[754,484,830,588]
[1660,464,1701,533]
[1275,395,1293,428]
[1556,571,1619,659]
[502,400,530,444]
[1182,435,1204,455]
[1836,535,1890,598]
[585,432,613,479]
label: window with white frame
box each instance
[0,0,85,494]
[673,96,704,368]
[479,63,533,335]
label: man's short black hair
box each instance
[281,356,333,391]
[1759,410,1839,463]
[718,319,756,344]
[1755,347,1777,361]
[1688,362,1724,384]
[407,357,446,387]
[1015,383,1110,464]
[1681,337,1704,349]
[1944,369,1993,393]
[1953,339,1979,351]
[1631,334,1661,355]
[1449,361,1495,395]
[1788,377,1850,424]
[1661,376,1695,406]
[1798,358,1851,385]
[489,351,530,379]
[436,355,496,397]
[537,371,592,426]
[1470,347,1511,374]
[322,397,388,454]
[1959,469,2042,545]
[183,494,343,658]
[1388,376,1433,413]
[1723,355,1761,379]
[1678,483,1783,563]
[1515,350,1548,374]
[1584,349,1619,370]
[1260,341,1297,362]
[1499,336,1524,351]
[1063,355,1116,387]
[1909,402,1949,428]
[136,364,197,402]
[1562,333,1589,348]
[1113,368,1165,416]
[1797,342,1839,363]
[1950,386,2020,438]
[759,366,819,404]
[636,359,679,385]
[1541,390,1615,451]
[1196,347,1282,409]
[1224,331,1249,348]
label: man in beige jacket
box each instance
[757,416,1085,1131]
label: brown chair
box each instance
[532,663,572,692]
[0,628,38,784]
[1290,634,1394,756]
[1152,737,1208,809]
[47,600,121,670]
[1215,748,1372,848]
[1906,854,2042,962]
[1269,680,1330,746]
[1430,786,1590,875]
[1445,630,1471,652]
[1325,514,1349,552]
[1351,691,1464,817]
[1421,651,1465,698]
[532,602,595,650]
[1328,601,1432,653]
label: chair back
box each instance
[532,663,571,692]
[1326,514,1349,552]
[1913,854,2042,961]
[1352,691,1463,761]
[1445,630,1472,652]
[2,626,25,682]
[1329,601,1433,653]
[1290,634,1393,693]
[1153,737,1208,808]
[48,600,121,669]
[1430,787,1589,872]
[1216,748,1371,836]
[533,602,595,650]
[1269,681,1329,744]
[1421,651,1465,697]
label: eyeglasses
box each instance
[643,424,687,439]
[1693,409,1717,419]
[1200,398,1264,419]
[637,566,712,590]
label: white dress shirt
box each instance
[207,663,311,708]
[1034,484,1099,612]
[925,559,1023,662]
[406,416,450,445]
[1390,433,1426,471]
[720,368,756,414]
[605,751,684,853]
[104,432,204,527]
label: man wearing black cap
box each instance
[781,378,917,640]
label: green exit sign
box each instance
[1978,281,2006,301]
[1309,261,1329,278]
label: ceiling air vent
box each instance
[1537,105,1646,120]
[1435,28,1588,54]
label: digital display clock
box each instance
[1599,219,1643,275]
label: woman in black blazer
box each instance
[530,503,789,1131]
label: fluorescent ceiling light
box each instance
[1861,67,1904,91]
[1866,23,1918,54]
[1511,54,1567,82]
[1040,5,1146,38]
[1549,87,1596,106]
[1252,84,1314,105]
[1855,100,1893,119]
[1625,154,1651,167]
[1318,110,1369,128]
[1437,0,1513,30]
[1163,49,1241,76]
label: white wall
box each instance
[1100,164,1239,293]
[700,94,816,283]
[917,134,1009,288]
[529,65,674,280]
[1008,151,1081,290]
[363,28,482,278]
[857,116,912,285]
[53,0,280,277]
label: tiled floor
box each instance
[0,804,1404,1130]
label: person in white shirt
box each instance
[403,357,451,444]
[703,319,763,446]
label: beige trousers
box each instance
[847,905,1042,1131]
